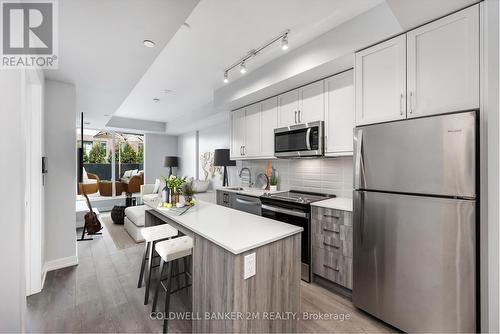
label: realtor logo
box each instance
[1,0,58,69]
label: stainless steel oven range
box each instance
[260,190,334,282]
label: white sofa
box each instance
[124,205,147,242]
[141,183,159,202]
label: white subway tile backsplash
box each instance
[235,156,353,197]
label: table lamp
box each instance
[213,149,236,187]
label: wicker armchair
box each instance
[78,172,100,195]
[126,172,144,194]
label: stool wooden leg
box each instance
[144,240,155,305]
[163,263,173,334]
[174,260,181,291]
[183,257,189,286]
[137,241,149,288]
[152,259,165,313]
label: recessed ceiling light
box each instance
[240,61,247,74]
[153,97,160,103]
[104,114,110,117]
[84,121,91,125]
[223,71,229,84]
[161,89,173,94]
[182,22,191,29]
[143,39,156,48]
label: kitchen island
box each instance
[143,199,303,333]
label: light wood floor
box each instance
[26,219,395,333]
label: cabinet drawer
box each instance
[312,207,352,226]
[312,222,352,258]
[312,247,352,289]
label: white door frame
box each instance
[24,69,45,296]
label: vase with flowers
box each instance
[166,175,187,205]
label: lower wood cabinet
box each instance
[311,206,353,289]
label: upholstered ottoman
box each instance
[124,205,147,242]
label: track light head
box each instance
[240,61,247,74]
[281,34,289,51]
[223,71,229,83]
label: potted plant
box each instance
[181,183,195,205]
[269,175,278,192]
[167,175,187,205]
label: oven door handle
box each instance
[235,198,261,206]
[305,128,312,150]
[261,204,308,218]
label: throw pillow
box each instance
[132,169,139,175]
[82,167,89,179]
[153,179,161,194]
[123,170,132,178]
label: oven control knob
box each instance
[297,197,305,203]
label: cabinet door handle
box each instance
[298,110,301,123]
[323,214,340,219]
[323,242,340,249]
[323,228,339,234]
[243,146,246,155]
[323,264,340,272]
[409,92,414,114]
[400,93,404,116]
[294,111,297,124]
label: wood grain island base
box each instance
[144,200,302,333]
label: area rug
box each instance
[101,213,141,249]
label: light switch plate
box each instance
[244,253,256,279]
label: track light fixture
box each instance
[240,61,247,74]
[281,33,289,50]
[222,29,290,82]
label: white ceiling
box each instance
[114,0,385,127]
[44,0,199,128]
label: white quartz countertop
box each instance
[144,199,303,255]
[216,187,284,198]
[311,197,353,212]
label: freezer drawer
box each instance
[354,111,476,198]
[353,190,476,332]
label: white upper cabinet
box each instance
[230,98,277,160]
[230,108,245,159]
[299,81,325,124]
[278,89,300,127]
[260,97,278,157]
[325,70,354,156]
[244,103,261,157]
[355,35,407,126]
[406,5,479,118]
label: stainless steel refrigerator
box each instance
[352,111,477,333]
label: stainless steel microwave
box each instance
[274,121,324,158]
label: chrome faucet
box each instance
[239,167,252,187]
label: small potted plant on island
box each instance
[269,175,278,192]
[181,183,196,206]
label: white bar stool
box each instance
[152,236,193,333]
[138,224,178,305]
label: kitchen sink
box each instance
[227,187,245,190]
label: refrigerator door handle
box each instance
[354,129,363,189]
[354,191,365,245]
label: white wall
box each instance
[44,80,77,267]
[481,0,500,332]
[0,71,26,331]
[177,131,197,178]
[144,133,178,183]
[197,122,239,189]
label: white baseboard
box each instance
[44,255,79,272]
